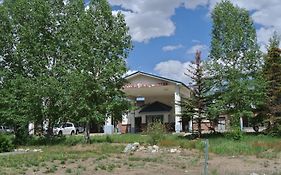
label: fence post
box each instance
[204,139,209,175]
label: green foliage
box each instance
[0,0,132,141]
[181,51,211,137]
[105,135,113,143]
[226,127,243,141]
[207,0,266,127]
[0,134,15,153]
[208,134,281,155]
[146,122,166,145]
[262,32,281,133]
[91,134,149,144]
[268,123,281,136]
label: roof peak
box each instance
[125,71,190,90]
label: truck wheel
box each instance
[58,131,63,136]
[71,131,75,135]
[253,125,259,133]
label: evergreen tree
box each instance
[181,51,210,137]
[207,0,266,129]
[263,32,281,133]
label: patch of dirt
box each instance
[25,148,281,175]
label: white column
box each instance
[163,113,169,123]
[175,84,182,133]
[28,123,34,135]
[141,115,146,124]
[129,112,135,133]
[104,115,114,135]
[240,117,243,131]
[105,115,112,125]
[189,120,193,132]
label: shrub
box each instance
[0,134,15,153]
[105,135,113,143]
[64,136,85,146]
[268,123,281,136]
[226,127,243,141]
[146,122,166,145]
[25,136,66,146]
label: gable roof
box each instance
[124,71,190,90]
[139,101,172,113]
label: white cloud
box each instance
[109,0,281,48]
[109,0,182,42]
[184,0,209,9]
[187,0,281,50]
[186,44,208,54]
[162,44,183,52]
[192,39,201,43]
[154,60,192,84]
[256,27,277,52]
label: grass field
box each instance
[0,133,281,175]
[23,133,281,156]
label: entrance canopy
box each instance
[122,71,190,98]
[140,101,172,113]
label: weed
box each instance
[77,164,86,171]
[44,164,57,173]
[146,122,166,145]
[96,155,108,161]
[96,164,107,170]
[65,168,72,173]
[107,164,116,172]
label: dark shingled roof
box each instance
[139,101,172,113]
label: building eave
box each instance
[124,71,191,91]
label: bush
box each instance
[226,127,243,141]
[105,135,113,143]
[268,123,281,136]
[0,134,15,153]
[146,122,166,145]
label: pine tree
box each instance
[181,51,210,137]
[263,32,281,133]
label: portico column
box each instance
[189,120,193,132]
[104,115,114,135]
[28,122,34,135]
[175,84,182,133]
[240,117,243,131]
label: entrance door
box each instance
[135,117,142,132]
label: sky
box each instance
[107,0,281,84]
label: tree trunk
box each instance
[46,120,53,137]
[198,118,202,138]
[191,116,194,134]
[84,121,90,143]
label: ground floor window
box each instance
[146,115,164,124]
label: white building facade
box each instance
[110,71,192,133]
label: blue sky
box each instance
[107,0,281,84]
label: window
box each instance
[66,123,73,127]
[146,115,164,123]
